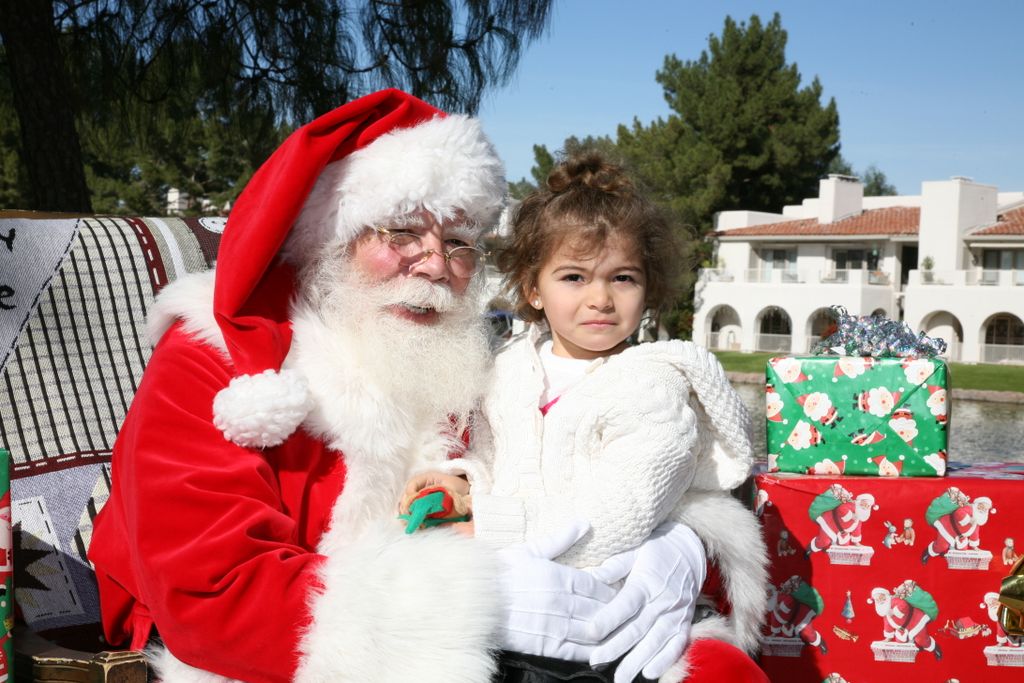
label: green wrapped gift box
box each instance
[765,356,949,476]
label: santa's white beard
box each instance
[294,251,493,441]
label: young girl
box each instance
[403,154,767,682]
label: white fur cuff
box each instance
[213,369,312,448]
[297,521,500,682]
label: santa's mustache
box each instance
[379,276,459,312]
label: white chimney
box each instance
[919,177,997,271]
[817,174,864,224]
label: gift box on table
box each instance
[752,462,1024,683]
[765,354,949,476]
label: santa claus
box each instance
[853,386,901,418]
[87,90,767,683]
[869,581,942,659]
[922,489,995,563]
[797,392,841,427]
[766,384,785,423]
[983,591,1022,647]
[806,484,877,554]
[766,576,827,653]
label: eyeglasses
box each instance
[372,226,489,278]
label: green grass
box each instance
[711,351,776,374]
[711,350,1024,394]
[947,362,1024,393]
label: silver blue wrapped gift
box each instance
[812,305,947,358]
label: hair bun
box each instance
[546,152,632,195]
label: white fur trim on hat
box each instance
[212,369,313,448]
[285,114,507,262]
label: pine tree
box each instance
[619,13,839,231]
[614,13,840,337]
[0,0,554,212]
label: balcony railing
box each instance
[981,343,1024,364]
[917,269,1024,286]
[978,344,1024,366]
[820,269,850,283]
[699,267,1022,287]
[702,268,891,286]
[740,268,807,283]
[756,333,791,352]
[706,331,741,351]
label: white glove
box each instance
[587,521,707,683]
[497,520,618,661]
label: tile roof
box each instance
[718,207,920,237]
[970,205,1024,236]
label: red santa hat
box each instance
[870,455,904,476]
[210,89,506,448]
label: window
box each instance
[832,247,880,271]
[982,249,1024,270]
[760,307,792,334]
[760,248,796,271]
[985,315,1024,345]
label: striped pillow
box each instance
[0,216,221,645]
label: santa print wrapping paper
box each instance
[765,355,949,477]
[753,462,1024,683]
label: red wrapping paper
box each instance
[753,462,1024,682]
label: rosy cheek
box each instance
[351,241,402,282]
[449,276,471,295]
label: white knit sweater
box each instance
[463,326,754,569]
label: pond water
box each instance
[733,382,1024,464]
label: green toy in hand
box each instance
[398,485,471,534]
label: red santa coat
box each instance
[811,501,861,550]
[880,596,936,652]
[931,505,981,554]
[89,321,500,682]
[768,593,821,647]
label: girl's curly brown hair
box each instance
[498,153,681,324]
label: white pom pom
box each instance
[213,369,312,448]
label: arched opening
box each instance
[982,313,1024,363]
[756,306,792,352]
[707,305,742,350]
[806,308,836,352]
[919,311,964,361]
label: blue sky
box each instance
[477,0,1024,200]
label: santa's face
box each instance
[973,498,994,526]
[871,589,891,616]
[299,233,493,426]
[348,209,477,324]
[856,495,876,520]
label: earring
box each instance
[532,299,542,308]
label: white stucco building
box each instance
[693,175,1024,363]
